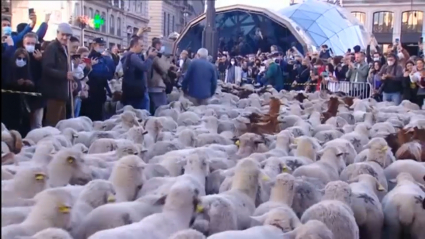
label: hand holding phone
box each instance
[83,58,91,64]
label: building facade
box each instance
[8,0,150,49]
[146,0,204,49]
[342,0,424,46]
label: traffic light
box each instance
[93,14,104,29]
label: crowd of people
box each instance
[1,14,424,138]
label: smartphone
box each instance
[83,58,91,64]
[395,38,400,44]
[29,8,34,15]
[260,66,265,72]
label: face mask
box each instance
[397,52,404,59]
[373,57,380,61]
[387,61,394,66]
[2,26,12,36]
[160,46,165,53]
[95,47,104,53]
[230,61,235,65]
[25,45,35,53]
[16,59,26,67]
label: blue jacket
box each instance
[2,23,48,50]
[120,51,150,99]
[87,51,116,98]
[182,58,217,99]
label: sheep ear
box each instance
[137,162,146,170]
[376,182,386,192]
[316,149,324,157]
[347,176,359,184]
[259,171,270,182]
[154,195,167,205]
[389,178,397,184]
[250,214,267,224]
[142,131,149,135]
[289,144,297,149]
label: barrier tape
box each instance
[1,89,42,96]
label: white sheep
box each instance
[347,174,384,239]
[382,172,425,239]
[2,188,74,239]
[292,146,346,185]
[384,160,425,190]
[109,155,146,202]
[22,228,73,239]
[281,220,333,239]
[341,122,370,153]
[1,206,32,227]
[69,179,116,231]
[169,229,206,239]
[88,181,200,239]
[301,181,359,239]
[323,138,357,165]
[72,194,165,238]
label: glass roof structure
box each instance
[278,0,370,55]
[174,5,315,56]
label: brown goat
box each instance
[393,128,425,162]
[294,93,307,103]
[245,97,282,135]
[321,97,342,123]
[341,96,354,108]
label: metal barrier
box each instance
[323,81,373,99]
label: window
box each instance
[73,3,80,25]
[95,10,100,31]
[351,11,366,25]
[172,15,175,32]
[101,12,106,33]
[401,11,423,33]
[110,15,115,35]
[83,6,87,16]
[113,0,119,7]
[137,3,142,13]
[163,12,166,36]
[117,17,121,36]
[372,11,394,33]
[167,13,170,36]
[89,8,93,18]
[133,1,137,12]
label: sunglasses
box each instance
[17,57,26,60]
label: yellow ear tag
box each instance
[282,166,288,172]
[35,174,45,180]
[378,184,385,191]
[107,195,116,203]
[235,140,240,146]
[67,157,74,164]
[58,205,71,213]
[262,175,270,181]
[293,139,299,144]
[381,146,388,152]
[196,204,204,213]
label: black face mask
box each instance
[256,62,261,66]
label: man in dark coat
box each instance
[80,37,115,121]
[40,23,74,127]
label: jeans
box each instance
[382,92,401,105]
[30,108,44,129]
[74,98,82,117]
[149,92,167,115]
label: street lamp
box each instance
[202,0,217,62]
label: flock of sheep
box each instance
[1,82,425,239]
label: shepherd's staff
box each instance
[67,41,75,118]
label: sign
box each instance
[93,14,104,29]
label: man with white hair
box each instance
[182,48,217,106]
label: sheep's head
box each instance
[236,133,268,156]
[47,149,92,187]
[390,172,416,185]
[32,188,74,229]
[163,181,200,212]
[78,179,117,207]
[71,143,88,154]
[121,111,139,128]
[276,130,294,148]
[274,173,296,192]
[355,122,370,134]
[12,166,48,198]
[364,137,389,166]
[322,181,352,204]
[290,136,321,161]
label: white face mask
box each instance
[373,57,380,61]
[16,59,26,67]
[25,45,35,53]
[95,47,104,53]
[387,61,394,66]
[160,46,165,53]
[230,61,235,65]
[397,52,404,59]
